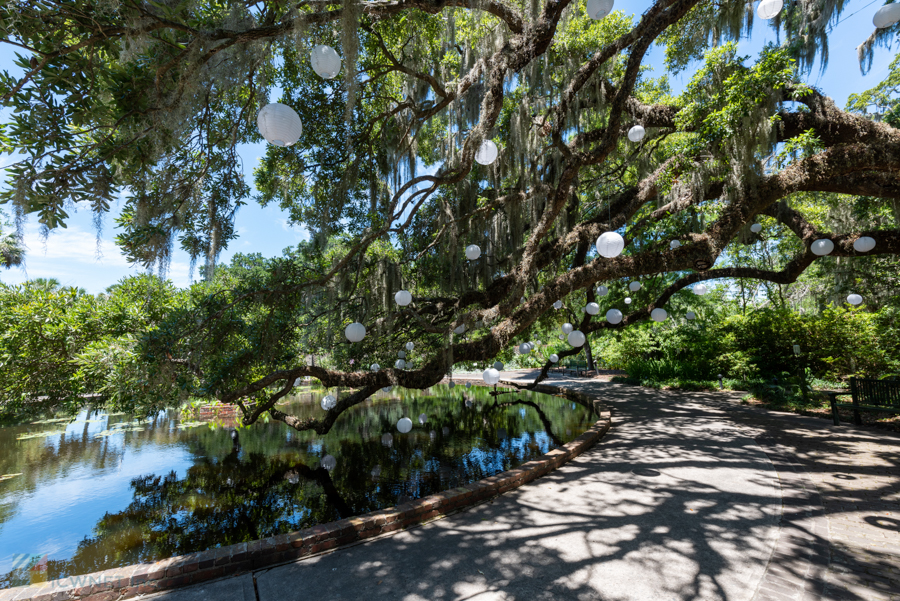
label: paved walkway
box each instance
[150,375,900,601]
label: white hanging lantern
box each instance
[750,223,763,233]
[847,294,863,306]
[553,300,563,310]
[586,0,614,19]
[474,140,499,165]
[465,382,472,388]
[693,283,708,296]
[627,125,645,142]
[321,395,337,411]
[405,341,414,351]
[483,368,501,385]
[345,322,366,343]
[406,362,414,369]
[294,378,302,386]
[670,240,681,249]
[624,297,632,304]
[453,324,467,335]
[310,45,342,79]
[561,322,574,335]
[629,281,641,292]
[449,381,456,389]
[853,236,876,252]
[520,296,526,304]
[381,433,393,446]
[686,311,696,320]
[756,0,783,20]
[596,285,609,296]
[873,2,900,27]
[811,239,834,256]
[596,232,625,258]
[606,309,623,324]
[321,454,337,471]
[370,363,380,371]
[586,302,600,315]
[395,290,412,306]
[394,359,406,369]
[518,343,531,354]
[465,244,481,260]
[651,308,668,322]
[257,103,303,147]
[382,386,393,393]
[550,354,559,363]
[568,330,586,347]
[399,351,408,359]
[493,361,504,370]
[419,413,427,424]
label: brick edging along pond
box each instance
[1,383,611,601]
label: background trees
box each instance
[1,0,899,426]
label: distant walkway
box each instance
[150,374,900,601]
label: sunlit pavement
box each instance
[149,373,900,601]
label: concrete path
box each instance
[149,375,900,601]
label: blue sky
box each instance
[0,1,895,293]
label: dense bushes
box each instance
[593,302,900,388]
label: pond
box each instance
[0,383,594,588]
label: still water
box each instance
[0,384,593,587]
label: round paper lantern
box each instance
[397,417,413,433]
[854,236,876,252]
[629,281,641,292]
[449,381,456,389]
[382,433,393,446]
[873,2,900,27]
[628,125,646,142]
[257,103,303,147]
[453,324,467,335]
[553,300,563,310]
[847,294,863,306]
[518,343,528,354]
[624,297,632,304]
[756,0,783,20]
[558,334,564,340]
[345,322,366,343]
[483,368,501,385]
[493,361,504,370]
[475,140,499,165]
[465,382,472,388]
[395,290,412,306]
[321,454,337,471]
[693,283,708,296]
[382,386,393,393]
[465,244,481,261]
[370,363,380,372]
[561,322,574,335]
[650,308,668,322]
[550,354,559,363]
[670,240,681,249]
[750,223,762,233]
[568,330,586,347]
[419,413,427,424]
[310,45,341,79]
[394,359,406,369]
[597,285,609,296]
[811,239,834,256]
[586,302,600,315]
[520,296,526,304]
[398,351,406,359]
[606,308,623,324]
[586,0,614,19]
[321,395,337,411]
[596,231,625,258]
[686,311,696,320]
[294,378,302,386]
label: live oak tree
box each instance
[2,0,899,428]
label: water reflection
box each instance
[0,385,592,587]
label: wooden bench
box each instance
[828,377,900,426]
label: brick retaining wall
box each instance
[0,384,610,601]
